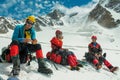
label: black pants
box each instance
[10,40,42,63]
[85,52,105,65]
[10,40,41,52]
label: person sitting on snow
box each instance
[8,16,53,75]
[46,30,83,71]
[85,35,118,72]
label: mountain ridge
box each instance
[0,0,120,33]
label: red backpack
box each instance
[46,52,62,64]
[46,50,78,67]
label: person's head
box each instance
[55,30,63,40]
[25,16,36,30]
[91,35,97,42]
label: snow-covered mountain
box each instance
[0,17,22,33]
[88,0,120,28]
[0,9,64,33]
[100,0,120,13]
[0,0,92,20]
[0,0,120,34]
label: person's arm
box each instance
[98,45,102,55]
[88,44,92,53]
[50,37,63,52]
[31,28,36,40]
[12,25,24,42]
[30,28,37,44]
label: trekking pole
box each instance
[0,56,5,63]
[26,48,33,66]
[51,61,58,70]
[44,58,58,70]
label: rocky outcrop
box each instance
[0,17,21,33]
[0,9,65,33]
[105,0,120,13]
[88,3,119,28]
[47,9,65,20]
[47,9,65,26]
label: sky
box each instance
[0,0,99,20]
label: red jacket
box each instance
[88,42,102,54]
[50,37,63,50]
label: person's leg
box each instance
[19,44,29,63]
[27,43,53,74]
[85,52,94,62]
[65,51,80,70]
[10,40,20,75]
[103,58,118,72]
[91,55,102,70]
[67,52,83,67]
[58,50,68,65]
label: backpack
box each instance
[46,50,78,66]
[1,47,28,63]
[46,52,62,64]
[1,47,11,62]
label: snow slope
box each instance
[0,1,120,79]
[0,23,120,80]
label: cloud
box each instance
[1,0,17,8]
[35,3,44,9]
[0,0,100,19]
[80,0,99,9]
[92,0,99,3]
[52,0,99,16]
[44,1,50,4]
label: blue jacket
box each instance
[12,24,36,42]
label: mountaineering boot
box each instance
[77,63,83,67]
[110,67,119,73]
[11,56,20,76]
[70,66,80,71]
[95,63,102,70]
[103,53,106,58]
[37,58,53,74]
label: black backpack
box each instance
[0,46,28,63]
[1,47,11,62]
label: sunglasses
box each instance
[27,21,34,25]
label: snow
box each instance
[101,5,120,20]
[100,0,120,20]
[0,2,120,80]
[0,22,120,80]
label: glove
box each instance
[32,39,37,44]
[64,48,68,52]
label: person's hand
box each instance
[64,48,68,52]
[24,38,32,43]
[94,53,101,59]
[32,39,37,44]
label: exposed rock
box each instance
[0,17,21,33]
[69,12,78,18]
[0,9,65,33]
[88,4,119,28]
[105,0,120,13]
[47,9,65,20]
